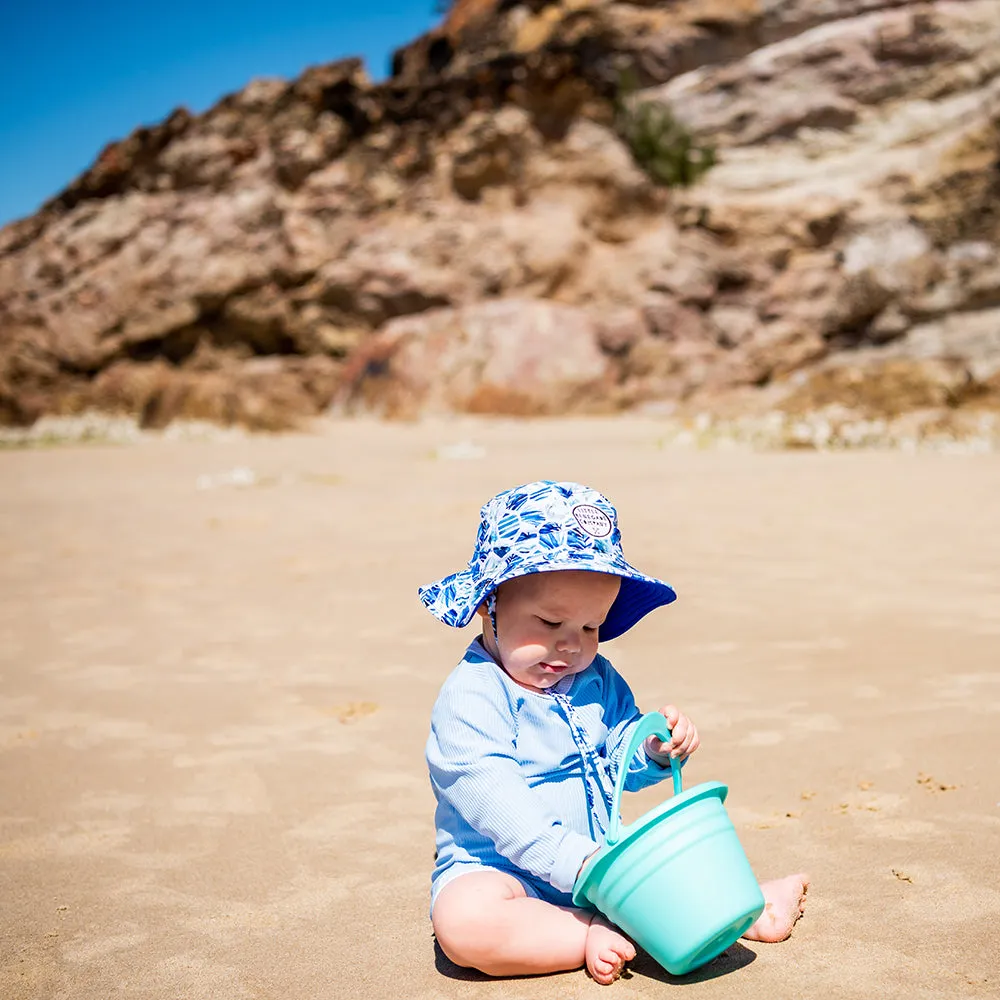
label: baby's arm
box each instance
[596,658,699,790]
[428,674,599,893]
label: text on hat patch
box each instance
[572,504,613,538]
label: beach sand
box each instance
[1,417,998,999]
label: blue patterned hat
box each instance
[418,481,676,642]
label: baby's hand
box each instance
[577,848,600,880]
[645,705,700,763]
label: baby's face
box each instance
[481,571,620,692]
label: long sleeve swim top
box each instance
[427,638,674,896]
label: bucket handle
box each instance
[605,713,684,847]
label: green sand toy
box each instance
[573,713,765,976]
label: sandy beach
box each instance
[1,416,998,999]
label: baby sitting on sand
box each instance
[420,481,808,984]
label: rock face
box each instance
[341,298,611,416]
[2,0,1000,429]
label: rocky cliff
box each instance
[2,0,999,433]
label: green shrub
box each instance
[614,73,716,187]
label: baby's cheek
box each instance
[524,640,551,658]
[507,642,547,670]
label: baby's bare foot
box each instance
[585,915,636,985]
[742,873,810,943]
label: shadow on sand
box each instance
[624,941,757,984]
[433,938,757,984]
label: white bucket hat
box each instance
[418,481,676,641]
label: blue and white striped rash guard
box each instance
[427,638,675,909]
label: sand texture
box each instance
[1,418,998,999]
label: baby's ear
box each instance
[475,603,489,621]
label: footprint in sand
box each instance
[328,702,379,724]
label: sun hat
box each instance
[418,481,677,642]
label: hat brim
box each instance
[600,573,676,641]
[418,556,676,641]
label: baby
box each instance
[420,481,808,984]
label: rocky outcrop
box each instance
[340,298,612,416]
[2,0,999,430]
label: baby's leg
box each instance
[433,871,635,984]
[742,874,810,943]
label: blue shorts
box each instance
[430,861,581,915]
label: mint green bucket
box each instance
[572,713,765,976]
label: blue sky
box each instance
[0,2,439,228]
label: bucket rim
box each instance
[572,780,729,908]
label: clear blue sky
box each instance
[0,2,440,228]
